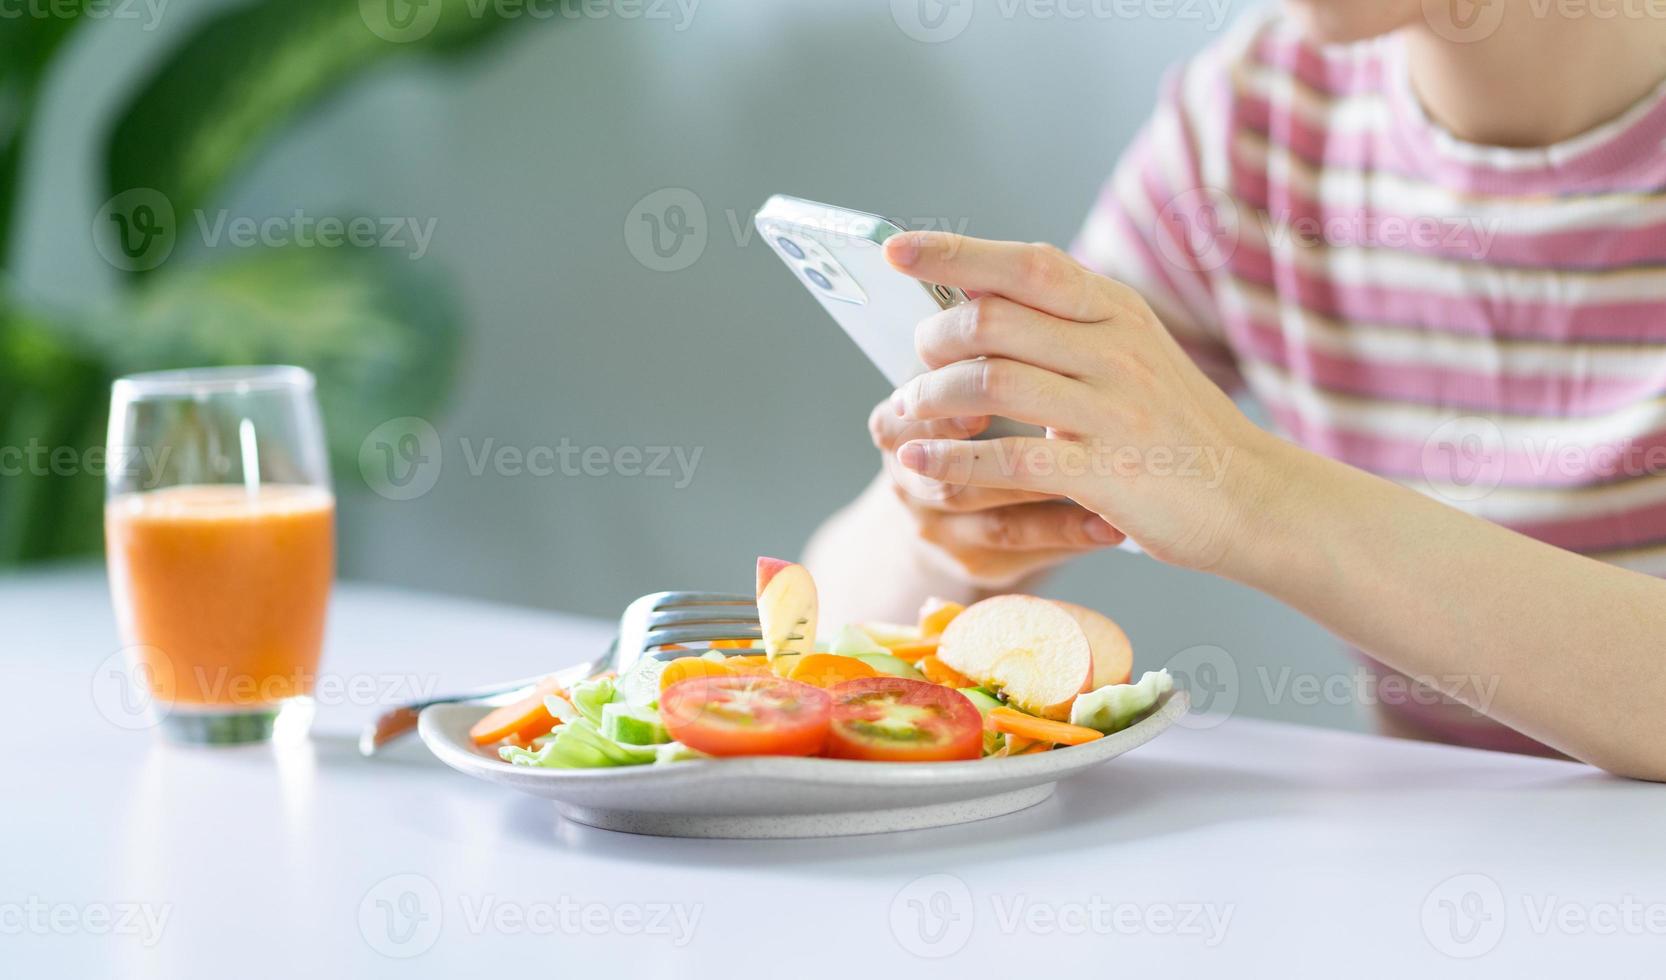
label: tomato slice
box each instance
[825,677,983,762]
[659,676,831,757]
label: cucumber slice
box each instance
[830,624,889,657]
[855,652,925,680]
[654,741,709,764]
[957,687,1002,717]
[1069,669,1173,734]
[602,701,670,745]
[615,657,668,708]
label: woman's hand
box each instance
[884,231,1274,572]
[868,398,1125,588]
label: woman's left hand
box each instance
[884,231,1275,573]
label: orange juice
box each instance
[105,484,335,707]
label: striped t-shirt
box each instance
[1072,12,1666,754]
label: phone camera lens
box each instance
[804,267,833,291]
[777,237,805,259]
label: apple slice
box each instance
[936,595,1093,721]
[1053,601,1133,688]
[755,556,817,660]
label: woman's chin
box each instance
[1282,0,1422,45]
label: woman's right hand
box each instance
[868,399,1125,588]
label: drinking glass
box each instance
[104,366,334,744]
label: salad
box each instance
[470,557,1173,768]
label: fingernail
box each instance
[898,441,930,473]
[1084,517,1121,544]
[887,234,921,267]
[891,390,907,416]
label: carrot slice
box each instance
[469,676,567,745]
[787,653,879,688]
[918,598,965,637]
[725,655,773,675]
[886,640,940,663]
[918,655,973,688]
[988,706,1104,746]
[708,639,753,649]
[659,656,736,692]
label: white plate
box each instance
[419,688,1189,838]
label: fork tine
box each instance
[652,591,754,608]
[646,625,764,647]
[648,608,761,629]
[651,647,769,660]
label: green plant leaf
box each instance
[104,0,526,260]
[0,2,91,256]
[87,240,461,473]
[0,304,107,562]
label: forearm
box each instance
[802,474,1025,627]
[1224,435,1666,780]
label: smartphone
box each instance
[756,193,1142,554]
[755,194,966,387]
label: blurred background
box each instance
[3,0,1356,730]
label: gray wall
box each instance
[24,0,1360,732]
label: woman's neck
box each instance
[1402,7,1666,148]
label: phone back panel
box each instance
[755,195,961,388]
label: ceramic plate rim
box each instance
[419,687,1189,787]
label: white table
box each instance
[4,569,1661,978]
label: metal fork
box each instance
[357,590,789,756]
